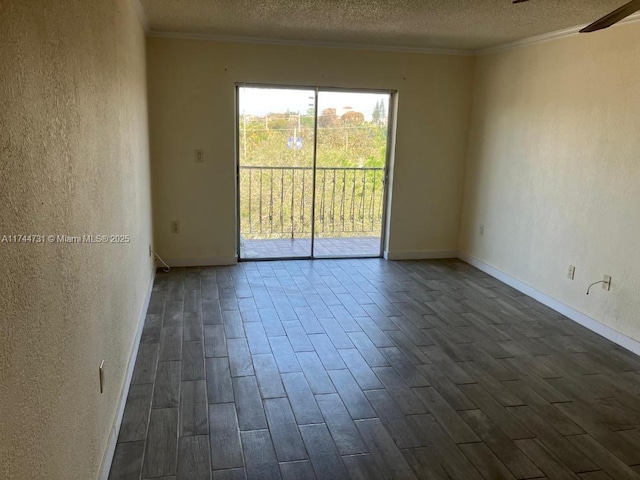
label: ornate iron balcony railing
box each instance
[239,166,385,239]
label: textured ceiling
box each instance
[140,0,634,51]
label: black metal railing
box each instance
[239,166,385,239]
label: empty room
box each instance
[3,1,640,479]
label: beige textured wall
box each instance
[147,38,474,262]
[460,23,640,341]
[0,1,153,478]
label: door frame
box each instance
[235,82,397,261]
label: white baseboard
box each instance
[164,256,238,267]
[97,263,156,480]
[458,252,640,356]
[384,249,458,260]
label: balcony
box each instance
[239,166,385,259]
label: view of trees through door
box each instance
[238,86,391,259]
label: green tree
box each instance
[372,99,386,125]
[372,100,380,124]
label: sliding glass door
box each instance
[237,87,315,259]
[313,90,390,257]
[237,85,392,260]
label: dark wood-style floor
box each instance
[109,259,640,480]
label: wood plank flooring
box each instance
[109,258,640,480]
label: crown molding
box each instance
[146,30,474,56]
[129,0,150,33]
[140,9,640,57]
[477,11,640,55]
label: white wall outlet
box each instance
[170,220,180,234]
[602,275,611,291]
[567,265,575,280]
[479,224,484,236]
[195,149,204,163]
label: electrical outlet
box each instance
[195,149,204,163]
[99,360,105,394]
[170,221,180,234]
[602,275,611,291]
[567,265,575,280]
[479,224,484,236]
